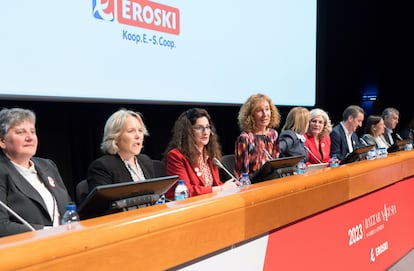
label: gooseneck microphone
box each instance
[0,200,36,232]
[213,158,238,182]
[304,146,323,164]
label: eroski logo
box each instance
[93,0,114,21]
[93,0,180,35]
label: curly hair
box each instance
[237,93,281,132]
[165,108,222,166]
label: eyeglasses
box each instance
[193,125,211,132]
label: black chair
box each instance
[76,179,89,206]
[152,159,167,177]
[219,154,236,181]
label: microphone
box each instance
[304,146,323,164]
[0,200,36,232]
[395,132,403,141]
[213,157,238,182]
[263,149,273,160]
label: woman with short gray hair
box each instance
[0,108,72,237]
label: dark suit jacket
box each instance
[278,130,307,160]
[165,148,222,198]
[0,153,72,237]
[330,124,361,161]
[86,153,155,193]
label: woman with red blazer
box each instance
[165,108,238,199]
[305,108,332,164]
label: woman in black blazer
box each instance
[87,109,155,192]
[0,108,72,237]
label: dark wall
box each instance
[1,1,412,199]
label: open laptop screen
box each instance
[78,175,178,219]
[250,155,305,183]
[387,139,409,153]
[339,145,375,165]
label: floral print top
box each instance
[234,129,280,178]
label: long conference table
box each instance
[1,151,414,270]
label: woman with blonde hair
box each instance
[305,108,332,164]
[278,107,310,159]
[87,108,155,192]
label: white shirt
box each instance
[123,158,145,182]
[384,127,394,145]
[12,160,60,226]
[340,122,354,153]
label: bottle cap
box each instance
[66,203,76,211]
[241,173,249,177]
[178,180,185,185]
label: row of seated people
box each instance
[80,99,406,204]
[0,96,408,237]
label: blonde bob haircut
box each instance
[282,107,310,134]
[237,93,281,132]
[100,109,149,154]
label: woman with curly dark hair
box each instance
[165,108,238,198]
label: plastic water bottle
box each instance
[239,173,251,186]
[377,147,387,158]
[296,160,307,174]
[330,154,339,167]
[61,203,80,226]
[367,148,376,160]
[405,141,413,151]
[174,180,189,200]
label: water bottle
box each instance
[61,203,80,226]
[174,180,189,200]
[330,154,339,167]
[295,160,307,174]
[367,148,376,160]
[378,147,387,158]
[405,141,413,151]
[239,173,251,186]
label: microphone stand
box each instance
[0,200,36,231]
[304,146,323,164]
[213,158,238,182]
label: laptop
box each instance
[387,139,409,153]
[250,155,305,183]
[78,175,179,219]
[339,145,375,165]
[306,163,329,173]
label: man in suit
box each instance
[381,107,402,146]
[330,105,365,161]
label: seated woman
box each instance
[164,108,238,198]
[87,109,155,192]
[234,93,281,177]
[278,107,310,159]
[360,115,389,148]
[0,108,72,237]
[305,108,332,164]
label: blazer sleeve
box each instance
[278,130,296,156]
[330,126,345,161]
[166,149,214,198]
